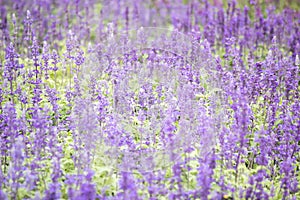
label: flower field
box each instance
[0,0,300,199]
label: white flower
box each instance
[295,55,299,66]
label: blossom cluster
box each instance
[0,0,299,199]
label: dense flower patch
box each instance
[0,0,299,199]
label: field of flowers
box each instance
[0,0,300,199]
